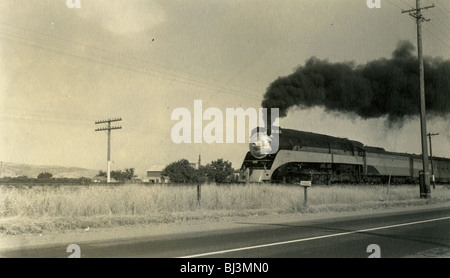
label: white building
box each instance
[146,165,169,184]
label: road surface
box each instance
[1,206,449,258]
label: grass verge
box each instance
[1,183,449,235]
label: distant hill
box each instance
[0,162,99,179]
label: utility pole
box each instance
[95,117,122,183]
[402,0,434,199]
[427,132,439,189]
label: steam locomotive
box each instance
[239,127,450,184]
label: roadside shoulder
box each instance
[1,201,449,253]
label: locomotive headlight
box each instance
[249,132,272,159]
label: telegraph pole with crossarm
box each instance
[95,117,122,183]
[401,0,434,198]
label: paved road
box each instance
[1,207,449,258]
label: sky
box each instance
[0,0,449,178]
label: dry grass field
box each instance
[1,183,449,235]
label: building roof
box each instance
[147,165,166,172]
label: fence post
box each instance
[387,174,391,196]
[300,180,312,211]
[197,184,201,206]
[304,186,308,209]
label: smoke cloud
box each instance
[262,41,450,125]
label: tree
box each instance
[161,158,236,184]
[110,170,123,182]
[124,168,136,180]
[78,177,91,184]
[15,175,29,181]
[97,170,107,177]
[110,168,136,182]
[202,159,235,184]
[162,159,199,183]
[37,172,53,179]
[97,168,136,182]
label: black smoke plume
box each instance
[262,41,450,125]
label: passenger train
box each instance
[239,127,450,184]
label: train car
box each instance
[239,127,450,184]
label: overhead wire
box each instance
[0,21,266,132]
[0,22,263,101]
[1,4,448,131]
[384,0,450,51]
[433,0,450,14]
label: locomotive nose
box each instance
[249,132,272,159]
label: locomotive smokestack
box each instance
[261,40,450,126]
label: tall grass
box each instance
[1,183,449,234]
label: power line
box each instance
[427,7,450,29]
[422,25,450,50]
[0,31,259,101]
[427,22,450,43]
[425,10,450,41]
[0,107,95,127]
[433,0,450,14]
[0,22,263,101]
[399,0,415,9]
[0,21,258,95]
[386,0,406,10]
[386,0,450,50]
[432,7,450,29]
